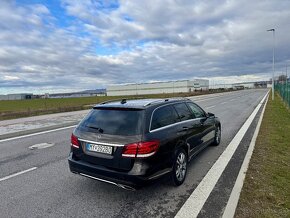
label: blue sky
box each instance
[0,0,290,94]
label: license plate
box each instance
[86,143,113,155]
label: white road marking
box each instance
[175,91,269,218]
[28,143,55,150]
[220,101,228,104]
[0,167,37,182]
[222,94,269,218]
[0,125,76,143]
[205,105,215,110]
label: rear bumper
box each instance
[68,153,169,189]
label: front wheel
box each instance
[212,125,221,146]
[172,149,188,186]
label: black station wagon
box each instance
[68,98,221,190]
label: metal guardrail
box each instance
[275,82,290,108]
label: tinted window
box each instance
[79,108,143,136]
[173,103,194,121]
[151,105,179,130]
[187,103,205,118]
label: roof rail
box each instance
[143,97,188,106]
[143,99,164,106]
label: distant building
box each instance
[47,89,106,98]
[210,81,267,90]
[0,93,33,101]
[107,79,209,96]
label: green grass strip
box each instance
[235,92,290,218]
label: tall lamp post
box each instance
[267,28,275,100]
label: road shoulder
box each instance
[235,93,290,217]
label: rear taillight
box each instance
[71,133,80,148]
[122,140,160,158]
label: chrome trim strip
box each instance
[148,169,172,180]
[149,117,202,133]
[149,101,206,133]
[79,138,124,147]
[80,173,117,185]
[149,102,186,132]
[79,173,136,191]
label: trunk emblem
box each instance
[97,134,102,139]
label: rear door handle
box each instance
[181,126,189,131]
[177,127,189,134]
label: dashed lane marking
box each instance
[0,167,37,182]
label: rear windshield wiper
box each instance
[85,125,104,133]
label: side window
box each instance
[151,105,179,130]
[173,103,194,121]
[187,103,205,118]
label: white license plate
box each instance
[86,143,113,155]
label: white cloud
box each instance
[0,0,290,94]
[3,75,20,81]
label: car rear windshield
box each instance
[78,108,144,136]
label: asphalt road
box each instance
[0,89,268,218]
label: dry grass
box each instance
[0,90,229,120]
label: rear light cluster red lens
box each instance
[71,134,80,148]
[122,140,160,158]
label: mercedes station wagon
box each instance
[68,98,221,190]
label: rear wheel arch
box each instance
[173,141,189,162]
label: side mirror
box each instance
[207,112,215,117]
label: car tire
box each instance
[171,148,188,186]
[212,125,221,146]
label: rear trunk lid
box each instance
[74,107,144,171]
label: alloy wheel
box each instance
[175,152,187,182]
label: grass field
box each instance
[235,92,290,217]
[0,90,224,120]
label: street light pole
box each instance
[267,28,275,100]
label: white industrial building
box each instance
[0,93,33,101]
[107,79,209,96]
[46,89,106,98]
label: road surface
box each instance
[0,89,268,218]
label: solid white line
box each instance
[175,91,269,218]
[205,105,215,109]
[0,167,37,182]
[0,125,76,143]
[222,94,269,218]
